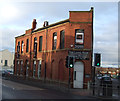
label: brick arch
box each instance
[58,59,64,82]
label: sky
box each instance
[0,1,119,67]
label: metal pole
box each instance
[92,66,95,95]
[69,68,71,89]
[30,31,33,77]
[44,28,48,81]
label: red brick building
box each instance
[14,7,93,88]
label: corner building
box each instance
[14,7,93,88]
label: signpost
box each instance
[93,53,101,95]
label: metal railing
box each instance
[90,82,120,98]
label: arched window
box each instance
[60,30,65,49]
[21,41,24,53]
[34,37,37,58]
[39,36,43,51]
[26,39,29,52]
[52,32,57,50]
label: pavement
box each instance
[2,75,120,100]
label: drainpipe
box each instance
[44,27,48,81]
[30,30,33,77]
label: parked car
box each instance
[7,70,13,75]
[96,75,102,80]
[2,70,13,76]
[116,75,120,80]
[100,75,112,85]
[2,70,8,76]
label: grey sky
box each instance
[0,1,118,67]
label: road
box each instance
[2,78,95,100]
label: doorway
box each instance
[73,61,84,88]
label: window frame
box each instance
[52,32,57,50]
[26,39,29,53]
[39,36,43,52]
[21,41,24,53]
[75,29,84,45]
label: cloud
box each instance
[0,2,118,66]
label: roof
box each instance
[15,19,69,39]
[15,34,25,39]
[34,19,69,32]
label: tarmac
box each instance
[3,74,120,101]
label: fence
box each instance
[90,82,120,98]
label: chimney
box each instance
[43,21,49,27]
[32,19,37,30]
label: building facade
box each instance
[0,49,14,68]
[14,7,93,88]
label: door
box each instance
[73,61,84,88]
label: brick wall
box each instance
[14,8,93,88]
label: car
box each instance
[7,70,13,75]
[2,70,8,76]
[96,74,102,80]
[2,70,13,76]
[100,76,112,85]
[116,75,120,80]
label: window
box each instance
[1,60,3,63]
[60,30,65,49]
[20,60,23,74]
[52,32,57,50]
[4,60,8,66]
[39,36,43,51]
[75,29,84,45]
[38,60,42,78]
[26,39,29,52]
[26,60,29,77]
[21,41,24,53]
[33,60,36,77]
[17,41,20,53]
[34,37,37,58]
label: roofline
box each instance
[34,19,69,32]
[15,19,69,39]
[15,34,25,39]
[69,11,91,12]
[69,7,93,12]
